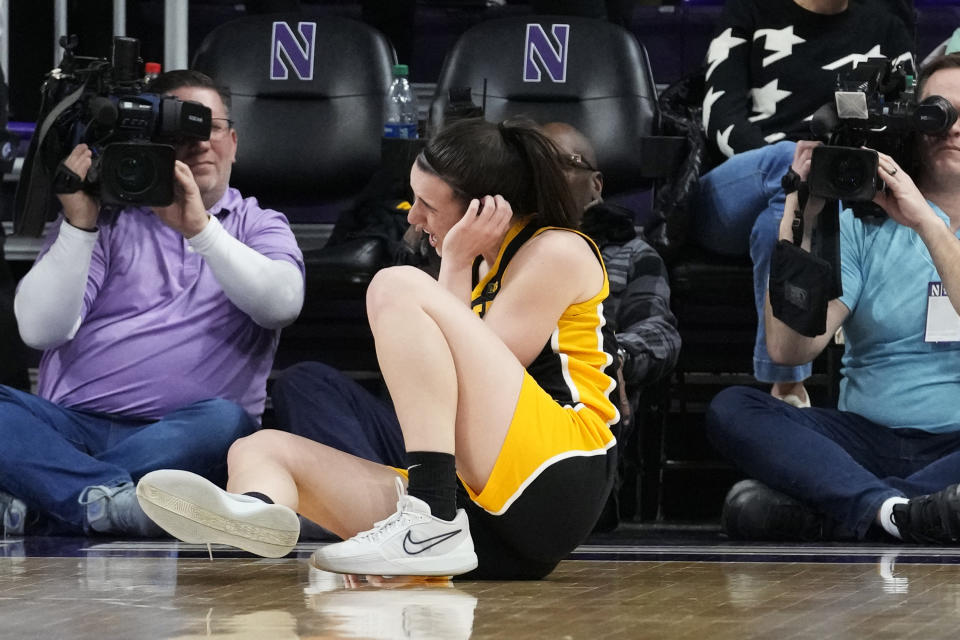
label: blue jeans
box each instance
[0,385,258,533]
[706,387,960,538]
[271,361,405,466]
[693,141,810,384]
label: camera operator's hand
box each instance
[151,160,210,238]
[56,144,99,231]
[791,141,827,215]
[872,152,940,232]
[790,140,820,181]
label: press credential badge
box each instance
[925,282,960,342]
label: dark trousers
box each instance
[0,387,257,533]
[706,386,960,539]
[271,361,405,466]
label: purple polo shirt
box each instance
[35,188,304,419]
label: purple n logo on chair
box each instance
[523,24,570,83]
[270,22,316,81]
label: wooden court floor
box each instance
[2,536,960,639]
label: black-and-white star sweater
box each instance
[703,0,914,159]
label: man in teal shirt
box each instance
[707,53,960,544]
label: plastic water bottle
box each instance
[143,61,162,84]
[384,64,419,139]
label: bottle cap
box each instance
[145,62,162,75]
[392,64,409,77]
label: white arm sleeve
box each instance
[14,220,98,349]
[187,215,304,329]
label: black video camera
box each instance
[15,35,211,234]
[808,57,957,203]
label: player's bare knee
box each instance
[366,266,429,321]
[227,429,286,472]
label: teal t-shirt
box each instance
[837,203,960,433]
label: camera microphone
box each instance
[87,96,118,127]
[810,102,839,139]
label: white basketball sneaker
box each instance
[310,478,477,577]
[306,580,478,640]
[136,469,300,558]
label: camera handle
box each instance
[13,78,90,237]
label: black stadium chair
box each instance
[192,14,396,373]
[192,13,394,224]
[429,15,669,201]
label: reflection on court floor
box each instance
[1,538,960,639]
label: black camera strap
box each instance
[817,198,843,301]
[34,82,89,159]
[14,79,89,236]
[52,162,84,194]
[790,182,810,246]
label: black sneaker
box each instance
[892,484,960,544]
[722,479,831,541]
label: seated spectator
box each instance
[693,0,912,407]
[706,54,960,544]
[0,70,304,537]
[268,122,679,475]
[136,117,620,580]
[540,122,680,395]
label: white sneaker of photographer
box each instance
[310,478,477,577]
[136,469,300,558]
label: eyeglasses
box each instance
[559,153,597,172]
[210,117,234,139]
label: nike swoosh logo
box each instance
[402,528,462,555]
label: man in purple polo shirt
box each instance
[0,70,305,537]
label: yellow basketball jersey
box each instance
[471,220,620,435]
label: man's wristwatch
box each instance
[781,167,803,195]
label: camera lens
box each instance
[830,155,869,195]
[112,148,157,195]
[99,142,175,206]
